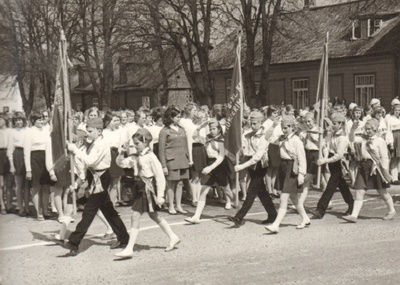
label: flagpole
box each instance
[235,29,243,208]
[60,30,77,215]
[316,32,329,189]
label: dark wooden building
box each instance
[205,0,400,109]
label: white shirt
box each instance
[279,132,307,175]
[116,148,165,198]
[145,124,164,146]
[377,118,393,145]
[127,122,140,139]
[326,129,349,163]
[242,127,269,167]
[299,126,320,151]
[23,126,53,174]
[0,128,10,149]
[102,128,125,149]
[386,115,400,131]
[360,135,389,170]
[7,127,26,161]
[71,136,111,171]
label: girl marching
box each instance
[265,117,309,233]
[343,119,396,222]
[114,128,180,258]
[185,119,232,224]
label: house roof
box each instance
[207,0,400,71]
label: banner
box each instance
[224,32,243,163]
[51,30,73,186]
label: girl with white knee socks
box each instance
[115,128,180,258]
[185,119,232,224]
[343,119,396,222]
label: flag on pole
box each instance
[316,32,329,189]
[315,33,329,123]
[224,31,243,163]
[51,30,73,186]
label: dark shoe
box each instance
[44,214,57,220]
[18,210,27,217]
[271,193,280,199]
[261,216,277,225]
[61,241,79,253]
[228,216,245,227]
[391,181,400,185]
[110,241,127,249]
[309,209,323,219]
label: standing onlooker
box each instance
[0,114,11,214]
[158,106,191,215]
[102,111,126,206]
[7,112,30,216]
[24,112,57,220]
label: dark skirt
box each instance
[166,168,189,181]
[0,148,10,175]
[31,150,51,187]
[305,149,319,175]
[353,160,390,190]
[268,143,281,168]
[109,148,125,178]
[192,143,208,172]
[13,147,26,176]
[131,179,160,213]
[153,143,159,159]
[393,130,400,157]
[201,158,228,187]
[275,160,302,194]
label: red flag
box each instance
[224,33,243,163]
[51,31,73,186]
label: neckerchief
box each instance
[365,135,392,183]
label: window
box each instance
[351,20,361,40]
[371,19,382,34]
[355,75,375,107]
[292,79,308,109]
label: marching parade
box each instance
[2,0,400,284]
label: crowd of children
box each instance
[0,97,398,257]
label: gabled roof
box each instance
[207,0,400,71]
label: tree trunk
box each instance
[258,0,282,107]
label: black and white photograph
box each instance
[1,0,400,284]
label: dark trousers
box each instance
[68,191,129,247]
[235,162,277,221]
[316,160,354,216]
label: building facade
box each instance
[205,0,400,110]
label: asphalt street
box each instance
[1,187,400,285]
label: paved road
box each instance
[1,187,400,285]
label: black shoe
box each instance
[44,214,57,220]
[228,216,245,227]
[261,216,277,225]
[309,209,323,219]
[271,193,280,199]
[61,241,79,253]
[391,181,400,185]
[110,241,127,249]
